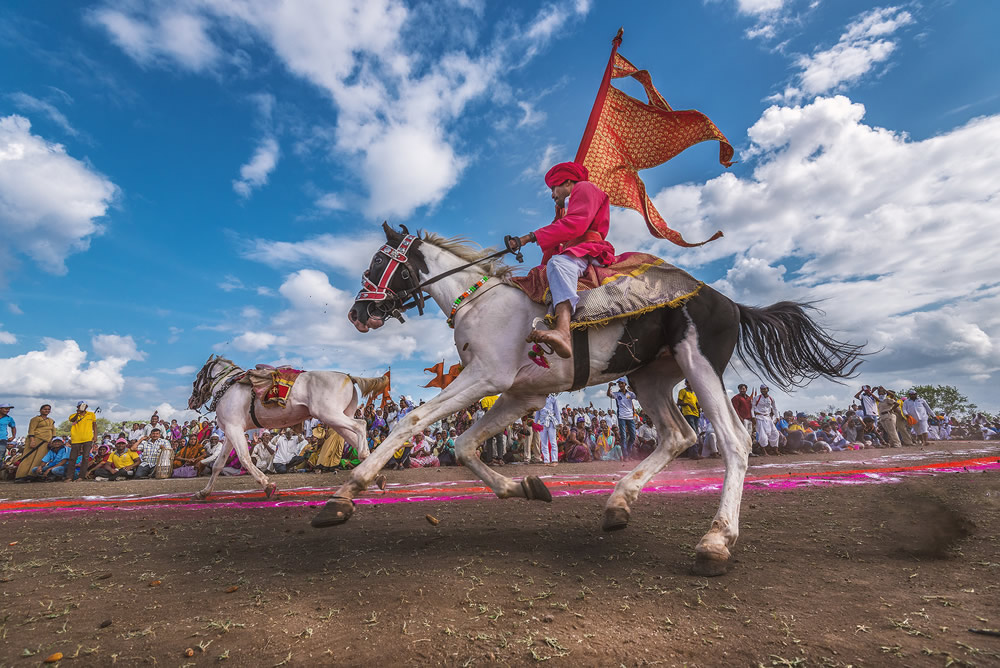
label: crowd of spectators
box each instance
[1,383,996,484]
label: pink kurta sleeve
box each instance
[533,182,604,255]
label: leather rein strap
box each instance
[570,328,590,391]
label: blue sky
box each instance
[1,0,998,426]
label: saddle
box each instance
[506,252,703,329]
[238,365,305,407]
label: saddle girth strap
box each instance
[570,328,591,391]
[249,394,263,429]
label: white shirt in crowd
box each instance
[637,422,657,443]
[303,417,320,439]
[128,427,145,442]
[201,440,224,465]
[273,434,306,465]
[612,390,637,420]
[252,441,276,472]
[753,394,776,419]
[903,397,932,421]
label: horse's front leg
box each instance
[228,429,277,499]
[452,392,550,500]
[311,371,496,528]
[192,441,234,501]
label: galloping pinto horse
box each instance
[318,223,862,576]
[188,355,388,501]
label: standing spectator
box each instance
[730,384,753,436]
[752,385,779,453]
[607,380,637,460]
[903,389,933,446]
[534,394,561,466]
[135,427,169,478]
[676,381,701,459]
[0,403,16,465]
[479,395,504,466]
[28,436,70,481]
[16,404,54,480]
[854,386,879,422]
[876,387,901,448]
[67,401,96,482]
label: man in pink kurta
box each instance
[508,162,616,358]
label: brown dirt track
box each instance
[1,441,999,667]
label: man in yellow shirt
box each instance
[67,401,97,482]
[677,381,702,460]
[92,439,140,480]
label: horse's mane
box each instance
[420,232,515,279]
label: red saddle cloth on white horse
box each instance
[238,365,305,407]
[506,252,703,329]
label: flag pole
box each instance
[574,27,624,163]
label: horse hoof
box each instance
[374,474,387,491]
[190,492,208,503]
[692,550,730,577]
[521,475,552,502]
[602,506,630,532]
[264,483,278,500]
[311,497,355,528]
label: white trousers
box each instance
[755,417,779,448]
[540,425,558,463]
[547,254,592,313]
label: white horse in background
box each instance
[320,223,863,576]
[187,355,388,501]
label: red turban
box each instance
[544,162,589,188]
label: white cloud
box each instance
[516,100,546,128]
[0,338,137,398]
[87,6,222,72]
[218,275,244,291]
[218,269,453,370]
[90,0,591,220]
[315,192,346,211]
[521,143,560,180]
[161,365,198,375]
[241,306,262,320]
[241,231,382,278]
[92,333,146,361]
[781,6,914,100]
[8,304,23,315]
[232,136,279,198]
[8,92,78,136]
[0,115,117,275]
[610,95,1000,411]
[0,330,15,344]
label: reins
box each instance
[359,235,523,323]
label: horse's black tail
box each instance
[735,301,865,391]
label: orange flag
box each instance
[378,368,392,409]
[423,362,445,388]
[424,362,464,389]
[574,29,734,247]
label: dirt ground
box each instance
[1,442,998,667]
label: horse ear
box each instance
[382,220,402,243]
[399,224,410,236]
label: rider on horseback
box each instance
[507,162,616,359]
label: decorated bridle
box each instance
[357,232,524,325]
[190,355,244,413]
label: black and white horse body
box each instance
[324,224,861,576]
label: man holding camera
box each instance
[67,401,96,482]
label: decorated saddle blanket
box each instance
[238,365,305,407]
[506,252,703,329]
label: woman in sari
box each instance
[408,432,439,468]
[563,429,592,463]
[196,420,213,443]
[173,435,204,478]
[595,424,623,461]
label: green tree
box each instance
[905,384,978,416]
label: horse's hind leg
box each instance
[453,393,549,500]
[603,362,693,531]
[674,319,751,576]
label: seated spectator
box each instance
[698,415,720,458]
[563,429,592,463]
[272,428,310,473]
[594,424,623,461]
[439,429,457,466]
[251,431,276,472]
[135,427,170,479]
[28,436,70,481]
[636,418,657,458]
[173,435,204,477]
[92,439,140,480]
[409,432,440,468]
[861,416,884,448]
[814,424,849,452]
[197,434,225,476]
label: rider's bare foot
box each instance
[528,328,572,359]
